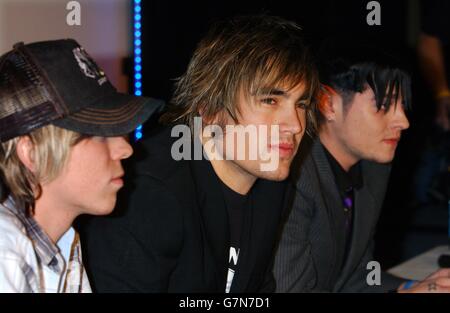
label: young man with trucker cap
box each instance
[0,39,162,292]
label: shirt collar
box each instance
[4,197,61,272]
[322,146,363,194]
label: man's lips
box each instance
[383,137,400,145]
[111,174,124,186]
[269,143,295,156]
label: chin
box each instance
[372,153,395,164]
[256,166,290,182]
[91,199,117,216]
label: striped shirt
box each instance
[0,197,91,293]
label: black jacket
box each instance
[79,125,288,293]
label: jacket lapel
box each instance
[311,139,347,285]
[334,168,377,291]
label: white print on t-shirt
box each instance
[225,247,240,293]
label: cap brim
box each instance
[52,93,164,137]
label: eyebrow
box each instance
[256,88,288,97]
[255,87,310,103]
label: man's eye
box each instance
[261,98,276,105]
[296,100,309,109]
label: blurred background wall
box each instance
[0,0,132,92]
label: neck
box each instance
[319,128,359,172]
[209,158,257,195]
[201,135,256,195]
[33,191,77,244]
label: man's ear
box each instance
[16,136,36,172]
[319,86,338,122]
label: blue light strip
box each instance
[133,0,143,141]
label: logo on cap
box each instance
[73,47,107,85]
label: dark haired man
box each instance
[80,15,319,292]
[273,40,450,293]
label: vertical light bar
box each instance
[133,0,143,141]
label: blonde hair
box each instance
[161,15,320,133]
[0,125,84,214]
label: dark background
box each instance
[135,0,448,269]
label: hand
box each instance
[435,97,450,131]
[398,269,450,293]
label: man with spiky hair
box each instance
[80,15,319,293]
[274,39,450,293]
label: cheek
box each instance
[63,150,110,193]
[297,108,307,125]
[48,166,96,208]
[297,111,307,135]
[336,116,365,150]
[342,117,387,158]
[352,119,384,145]
[345,124,372,149]
[64,163,101,193]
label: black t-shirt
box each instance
[220,182,250,293]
